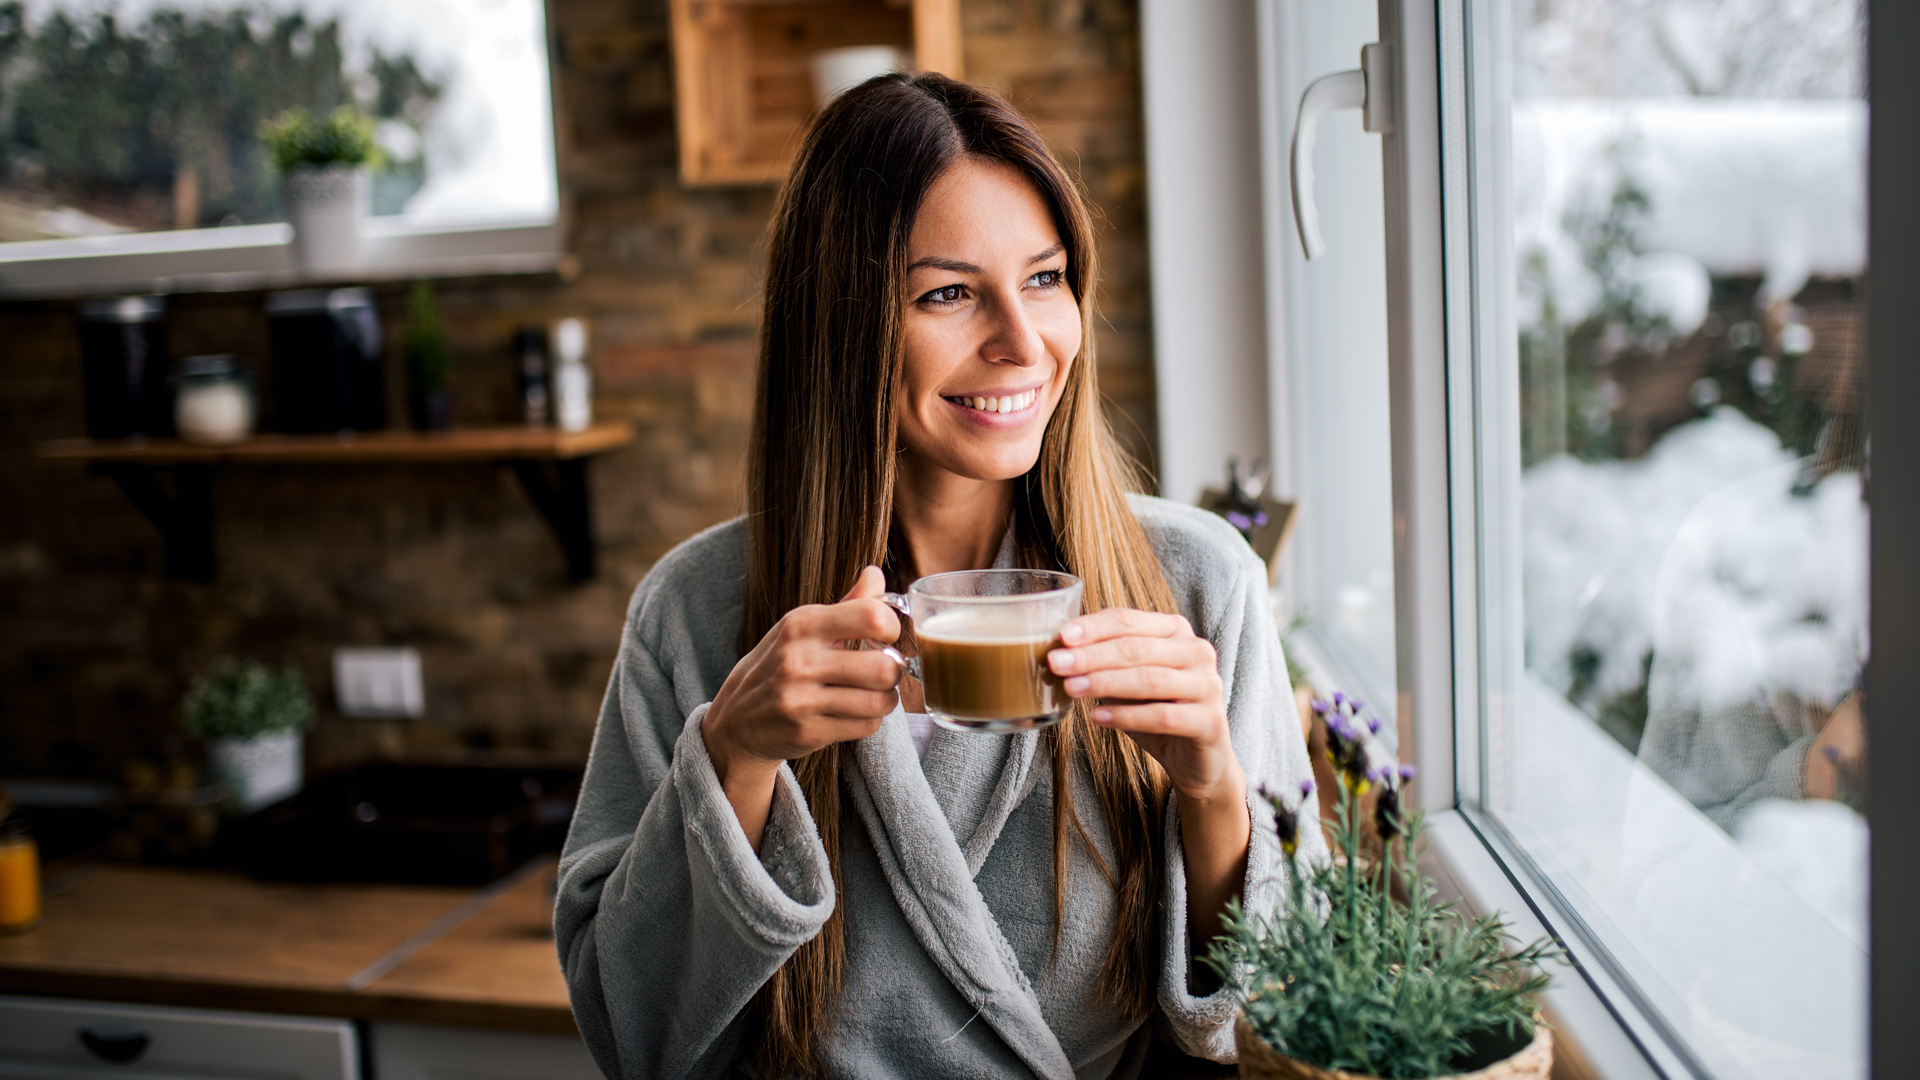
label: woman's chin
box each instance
[905,443,1043,484]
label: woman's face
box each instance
[896,157,1082,484]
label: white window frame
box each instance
[0,2,565,300]
[1151,1,1915,1077]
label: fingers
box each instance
[840,564,887,603]
[1087,701,1218,738]
[780,643,903,692]
[1059,607,1190,647]
[1048,633,1214,678]
[789,595,901,645]
[1058,664,1217,705]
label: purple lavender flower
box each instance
[1260,782,1309,858]
[1365,716,1382,734]
[1375,780,1404,843]
[1398,763,1419,782]
[1310,698,1330,716]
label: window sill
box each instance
[0,215,566,299]
[1421,809,1674,1080]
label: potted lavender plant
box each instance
[1209,694,1563,1080]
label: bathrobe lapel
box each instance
[843,718,1072,1080]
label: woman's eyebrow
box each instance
[907,255,983,273]
[1026,243,1065,265]
[905,243,1064,274]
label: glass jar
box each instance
[0,819,40,933]
[173,355,256,446]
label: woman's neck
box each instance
[892,457,1015,579]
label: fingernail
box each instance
[1092,707,1113,724]
[1065,676,1090,695]
[1048,649,1076,673]
[1061,623,1084,644]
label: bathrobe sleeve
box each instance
[554,559,836,1080]
[1138,502,1327,1063]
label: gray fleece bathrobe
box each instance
[555,495,1323,1079]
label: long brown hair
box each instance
[743,72,1178,1077]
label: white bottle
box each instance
[551,317,593,433]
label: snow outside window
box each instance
[1463,1,1867,1075]
[0,0,557,242]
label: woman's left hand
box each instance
[1047,608,1244,806]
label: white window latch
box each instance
[1290,43,1394,260]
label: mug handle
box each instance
[876,592,918,682]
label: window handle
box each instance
[1290,43,1395,260]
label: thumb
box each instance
[840,564,887,603]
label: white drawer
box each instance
[0,995,358,1080]
[371,1022,600,1080]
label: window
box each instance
[1451,1,1868,1076]
[1266,0,1399,729]
[0,0,558,293]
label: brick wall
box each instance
[0,0,1155,778]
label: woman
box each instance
[555,73,1321,1079]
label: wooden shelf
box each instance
[35,424,634,584]
[35,423,634,466]
[670,0,963,186]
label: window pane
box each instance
[0,0,556,239]
[1473,1,1867,1075]
[1275,0,1398,717]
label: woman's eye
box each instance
[921,285,966,305]
[1028,269,1064,289]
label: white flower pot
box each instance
[283,166,370,277]
[209,730,304,812]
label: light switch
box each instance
[332,647,425,719]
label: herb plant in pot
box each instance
[1210,694,1563,1080]
[183,660,314,813]
[404,281,453,431]
[261,106,384,276]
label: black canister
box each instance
[265,288,387,433]
[77,296,171,438]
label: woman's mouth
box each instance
[942,388,1039,415]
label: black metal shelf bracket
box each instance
[508,457,598,583]
[92,463,216,582]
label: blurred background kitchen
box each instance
[0,0,1151,1075]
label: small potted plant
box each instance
[1210,694,1563,1080]
[403,281,453,431]
[183,660,314,813]
[261,106,384,276]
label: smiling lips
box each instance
[944,388,1039,415]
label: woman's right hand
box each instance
[701,565,904,848]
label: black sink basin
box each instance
[236,763,580,886]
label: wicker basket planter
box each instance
[1234,1016,1553,1080]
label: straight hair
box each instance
[741,72,1179,1078]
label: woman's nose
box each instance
[980,292,1047,367]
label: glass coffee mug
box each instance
[878,569,1082,732]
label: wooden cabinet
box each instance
[0,996,358,1080]
[669,0,964,186]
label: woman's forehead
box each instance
[908,158,1064,266]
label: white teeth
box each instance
[953,391,1038,413]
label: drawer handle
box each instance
[78,1028,151,1064]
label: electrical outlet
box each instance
[332,647,425,719]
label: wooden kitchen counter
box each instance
[0,858,576,1033]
